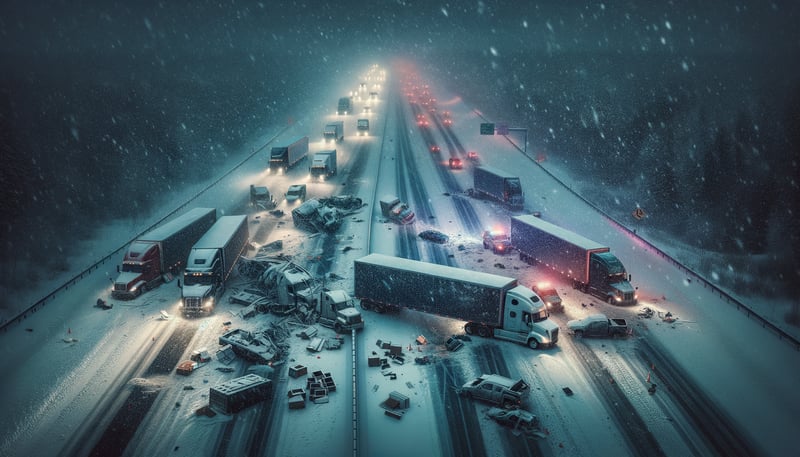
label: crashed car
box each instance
[486,407,539,431]
[418,230,449,244]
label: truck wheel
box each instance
[502,399,515,409]
[464,323,474,335]
[607,296,616,305]
[477,326,489,338]
[527,339,539,349]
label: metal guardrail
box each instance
[492,124,800,351]
[1,129,287,333]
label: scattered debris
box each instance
[563,387,574,396]
[95,298,113,310]
[216,367,235,373]
[380,391,411,419]
[445,336,464,352]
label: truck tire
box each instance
[502,398,515,409]
[607,296,616,305]
[464,323,474,335]
[527,339,539,349]
[477,326,490,338]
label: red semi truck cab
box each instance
[112,242,164,299]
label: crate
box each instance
[289,364,308,378]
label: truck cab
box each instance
[357,119,369,136]
[182,249,224,315]
[379,196,415,224]
[318,289,364,331]
[113,241,162,299]
[589,252,637,305]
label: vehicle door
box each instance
[475,381,497,403]
[587,319,606,337]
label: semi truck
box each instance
[354,253,559,349]
[112,207,217,299]
[379,196,415,224]
[357,118,369,136]
[181,215,250,315]
[510,215,637,306]
[269,136,308,172]
[260,259,364,331]
[337,97,352,115]
[323,121,344,143]
[472,165,524,210]
[309,149,337,180]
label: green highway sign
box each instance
[480,123,495,135]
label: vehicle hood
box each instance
[182,284,212,298]
[115,271,142,286]
[566,319,583,330]
[537,318,560,334]
[610,281,635,294]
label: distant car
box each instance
[418,230,449,244]
[285,184,307,204]
[482,230,512,254]
[532,283,563,312]
[363,106,371,114]
[449,157,463,169]
[429,145,441,153]
[443,117,453,126]
[467,151,479,162]
[486,407,539,431]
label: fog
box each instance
[2,1,798,316]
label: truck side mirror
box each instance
[628,274,632,282]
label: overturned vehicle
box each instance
[291,195,364,233]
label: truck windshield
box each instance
[122,263,144,273]
[531,309,549,322]
[184,273,213,286]
[608,272,627,282]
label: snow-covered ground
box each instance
[1,60,798,457]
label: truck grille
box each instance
[185,297,201,308]
[113,283,127,292]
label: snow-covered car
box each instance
[448,157,463,169]
[285,184,307,204]
[482,230,512,254]
[486,407,539,431]
[418,230,448,244]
